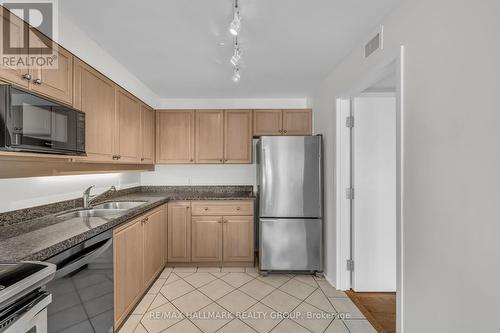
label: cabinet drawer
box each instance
[191,201,253,216]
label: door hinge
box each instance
[346,188,354,200]
[346,115,354,128]
[347,259,354,272]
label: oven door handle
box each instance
[53,238,112,280]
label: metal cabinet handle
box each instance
[33,78,42,84]
[236,207,241,210]
[283,130,288,134]
[204,208,209,211]
[141,158,145,162]
[22,73,32,81]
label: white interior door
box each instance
[352,96,397,292]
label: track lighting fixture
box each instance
[232,67,241,83]
[229,0,241,36]
[230,39,241,66]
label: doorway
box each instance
[335,47,404,333]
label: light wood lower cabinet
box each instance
[191,216,223,262]
[167,202,191,262]
[114,206,166,328]
[114,216,144,328]
[223,216,254,263]
[166,200,254,265]
[142,209,163,287]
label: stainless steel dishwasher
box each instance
[45,230,113,333]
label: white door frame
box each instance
[335,46,405,333]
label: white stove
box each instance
[0,262,56,333]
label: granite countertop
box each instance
[0,186,255,262]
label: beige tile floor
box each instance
[118,267,376,333]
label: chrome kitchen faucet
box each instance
[83,185,117,209]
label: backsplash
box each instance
[0,173,140,213]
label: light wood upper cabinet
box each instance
[140,104,155,164]
[253,109,283,136]
[283,109,312,135]
[114,217,144,327]
[0,8,30,88]
[191,216,223,262]
[115,87,141,163]
[156,110,195,164]
[195,110,224,163]
[224,110,252,164]
[30,45,73,105]
[167,202,191,262]
[253,109,312,136]
[73,59,115,162]
[142,209,163,287]
[223,216,254,263]
[0,8,73,104]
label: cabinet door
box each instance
[73,59,115,162]
[195,110,224,163]
[141,104,155,164]
[0,8,30,88]
[31,44,73,105]
[224,110,253,164]
[167,202,191,262]
[115,87,141,163]
[223,216,254,263]
[253,109,283,136]
[282,109,312,135]
[156,110,195,164]
[143,209,163,287]
[192,216,222,262]
[114,218,144,327]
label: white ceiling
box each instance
[59,0,401,99]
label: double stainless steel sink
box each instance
[57,201,148,220]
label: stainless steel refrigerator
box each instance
[257,135,323,272]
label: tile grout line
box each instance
[131,267,349,333]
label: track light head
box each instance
[230,48,241,66]
[229,11,241,36]
[232,67,241,83]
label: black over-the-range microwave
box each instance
[0,85,85,155]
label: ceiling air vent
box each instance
[364,26,383,59]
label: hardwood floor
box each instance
[346,290,396,333]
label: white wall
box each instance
[56,14,160,107]
[0,173,140,213]
[142,140,258,187]
[158,98,310,109]
[312,0,500,332]
[141,165,256,187]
